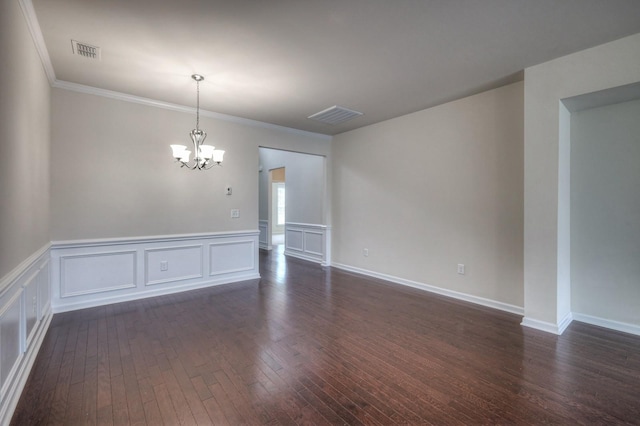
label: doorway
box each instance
[271,167,285,247]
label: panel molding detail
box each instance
[0,244,52,426]
[51,231,260,313]
[144,245,203,286]
[209,240,256,275]
[60,250,137,297]
[284,223,329,266]
[258,220,271,250]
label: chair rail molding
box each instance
[50,231,260,313]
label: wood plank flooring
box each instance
[11,247,640,425]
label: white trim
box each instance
[285,222,329,229]
[52,80,331,140]
[144,245,204,286]
[60,250,138,297]
[521,311,573,335]
[558,311,573,334]
[572,313,640,337]
[258,220,271,250]
[284,223,329,266]
[51,230,259,249]
[0,304,52,426]
[285,250,326,266]
[17,0,56,84]
[51,231,260,313]
[0,246,52,425]
[52,272,260,314]
[332,263,524,316]
[0,243,50,297]
[208,240,256,275]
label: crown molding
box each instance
[18,0,56,84]
[52,80,331,140]
[19,0,331,141]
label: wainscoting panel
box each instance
[145,245,203,286]
[51,231,260,313]
[285,228,304,251]
[0,245,52,426]
[210,240,256,276]
[60,251,137,297]
[0,290,22,395]
[258,220,270,250]
[284,223,329,265]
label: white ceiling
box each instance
[31,0,640,135]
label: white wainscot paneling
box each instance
[145,245,203,286]
[210,240,255,275]
[0,245,52,426]
[51,231,260,313]
[258,220,270,250]
[61,251,137,297]
[0,290,22,397]
[284,223,329,265]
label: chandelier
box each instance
[170,74,225,169]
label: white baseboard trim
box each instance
[53,272,260,313]
[331,262,524,316]
[572,313,640,337]
[521,311,573,335]
[284,249,328,266]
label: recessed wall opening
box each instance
[561,81,640,335]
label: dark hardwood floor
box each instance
[11,246,640,425]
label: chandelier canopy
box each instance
[170,74,224,170]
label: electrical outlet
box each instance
[231,209,240,218]
[160,261,168,271]
[457,264,465,275]
[363,248,369,257]
[226,186,232,195]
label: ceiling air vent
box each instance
[308,105,363,125]
[71,40,101,60]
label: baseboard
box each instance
[331,262,524,316]
[52,272,260,313]
[572,313,640,337]
[284,249,327,266]
[521,311,573,335]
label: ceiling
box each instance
[31,0,640,136]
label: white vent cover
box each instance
[71,40,101,60]
[308,105,363,125]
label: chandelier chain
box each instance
[196,78,200,131]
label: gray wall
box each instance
[50,89,330,241]
[571,99,640,325]
[332,82,524,307]
[0,0,51,279]
[258,148,325,225]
